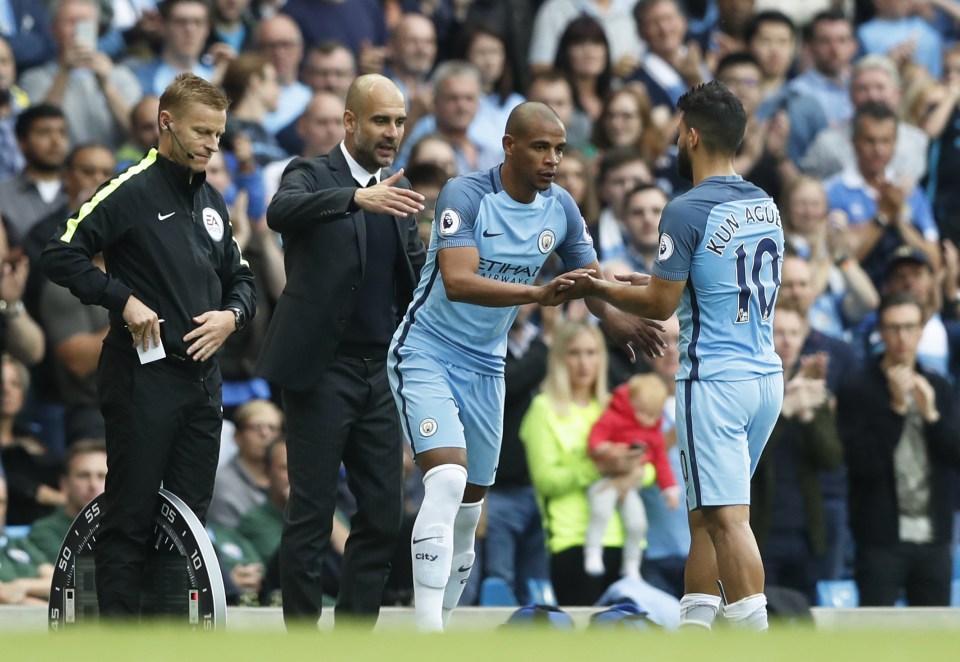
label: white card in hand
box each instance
[137,336,166,364]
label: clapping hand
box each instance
[911,372,939,422]
[0,253,29,306]
[798,352,828,380]
[885,363,939,421]
[782,376,828,421]
[765,111,791,161]
[876,178,908,223]
[826,210,852,260]
[672,41,706,87]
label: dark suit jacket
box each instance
[836,358,960,547]
[256,147,425,391]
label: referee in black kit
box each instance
[42,73,256,620]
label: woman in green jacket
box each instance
[521,320,638,605]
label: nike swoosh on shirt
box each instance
[482,229,503,238]
[158,212,176,220]
[412,535,442,544]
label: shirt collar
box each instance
[339,141,380,186]
[839,165,898,196]
[807,67,849,90]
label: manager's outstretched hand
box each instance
[353,169,425,217]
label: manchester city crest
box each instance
[419,418,438,437]
[537,229,556,254]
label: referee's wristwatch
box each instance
[227,307,245,331]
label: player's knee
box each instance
[422,464,468,503]
[700,504,750,538]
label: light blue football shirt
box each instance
[393,165,596,375]
[653,175,784,381]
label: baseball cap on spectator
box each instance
[887,245,931,274]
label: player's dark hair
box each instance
[676,80,746,156]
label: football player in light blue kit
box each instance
[564,81,784,632]
[388,102,665,632]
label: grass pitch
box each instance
[5,626,960,662]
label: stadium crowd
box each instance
[2,0,960,614]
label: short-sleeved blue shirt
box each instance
[393,166,596,375]
[653,175,784,381]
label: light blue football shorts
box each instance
[675,373,783,510]
[388,343,505,486]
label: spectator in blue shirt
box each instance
[0,35,28,181]
[824,101,940,289]
[787,10,857,127]
[132,0,216,97]
[858,0,944,79]
[0,0,55,71]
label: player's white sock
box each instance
[441,500,482,629]
[411,464,467,632]
[679,593,722,630]
[722,593,768,632]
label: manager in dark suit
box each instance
[257,74,426,629]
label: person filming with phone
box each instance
[18,0,142,151]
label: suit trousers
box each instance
[94,344,222,618]
[280,355,403,628]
